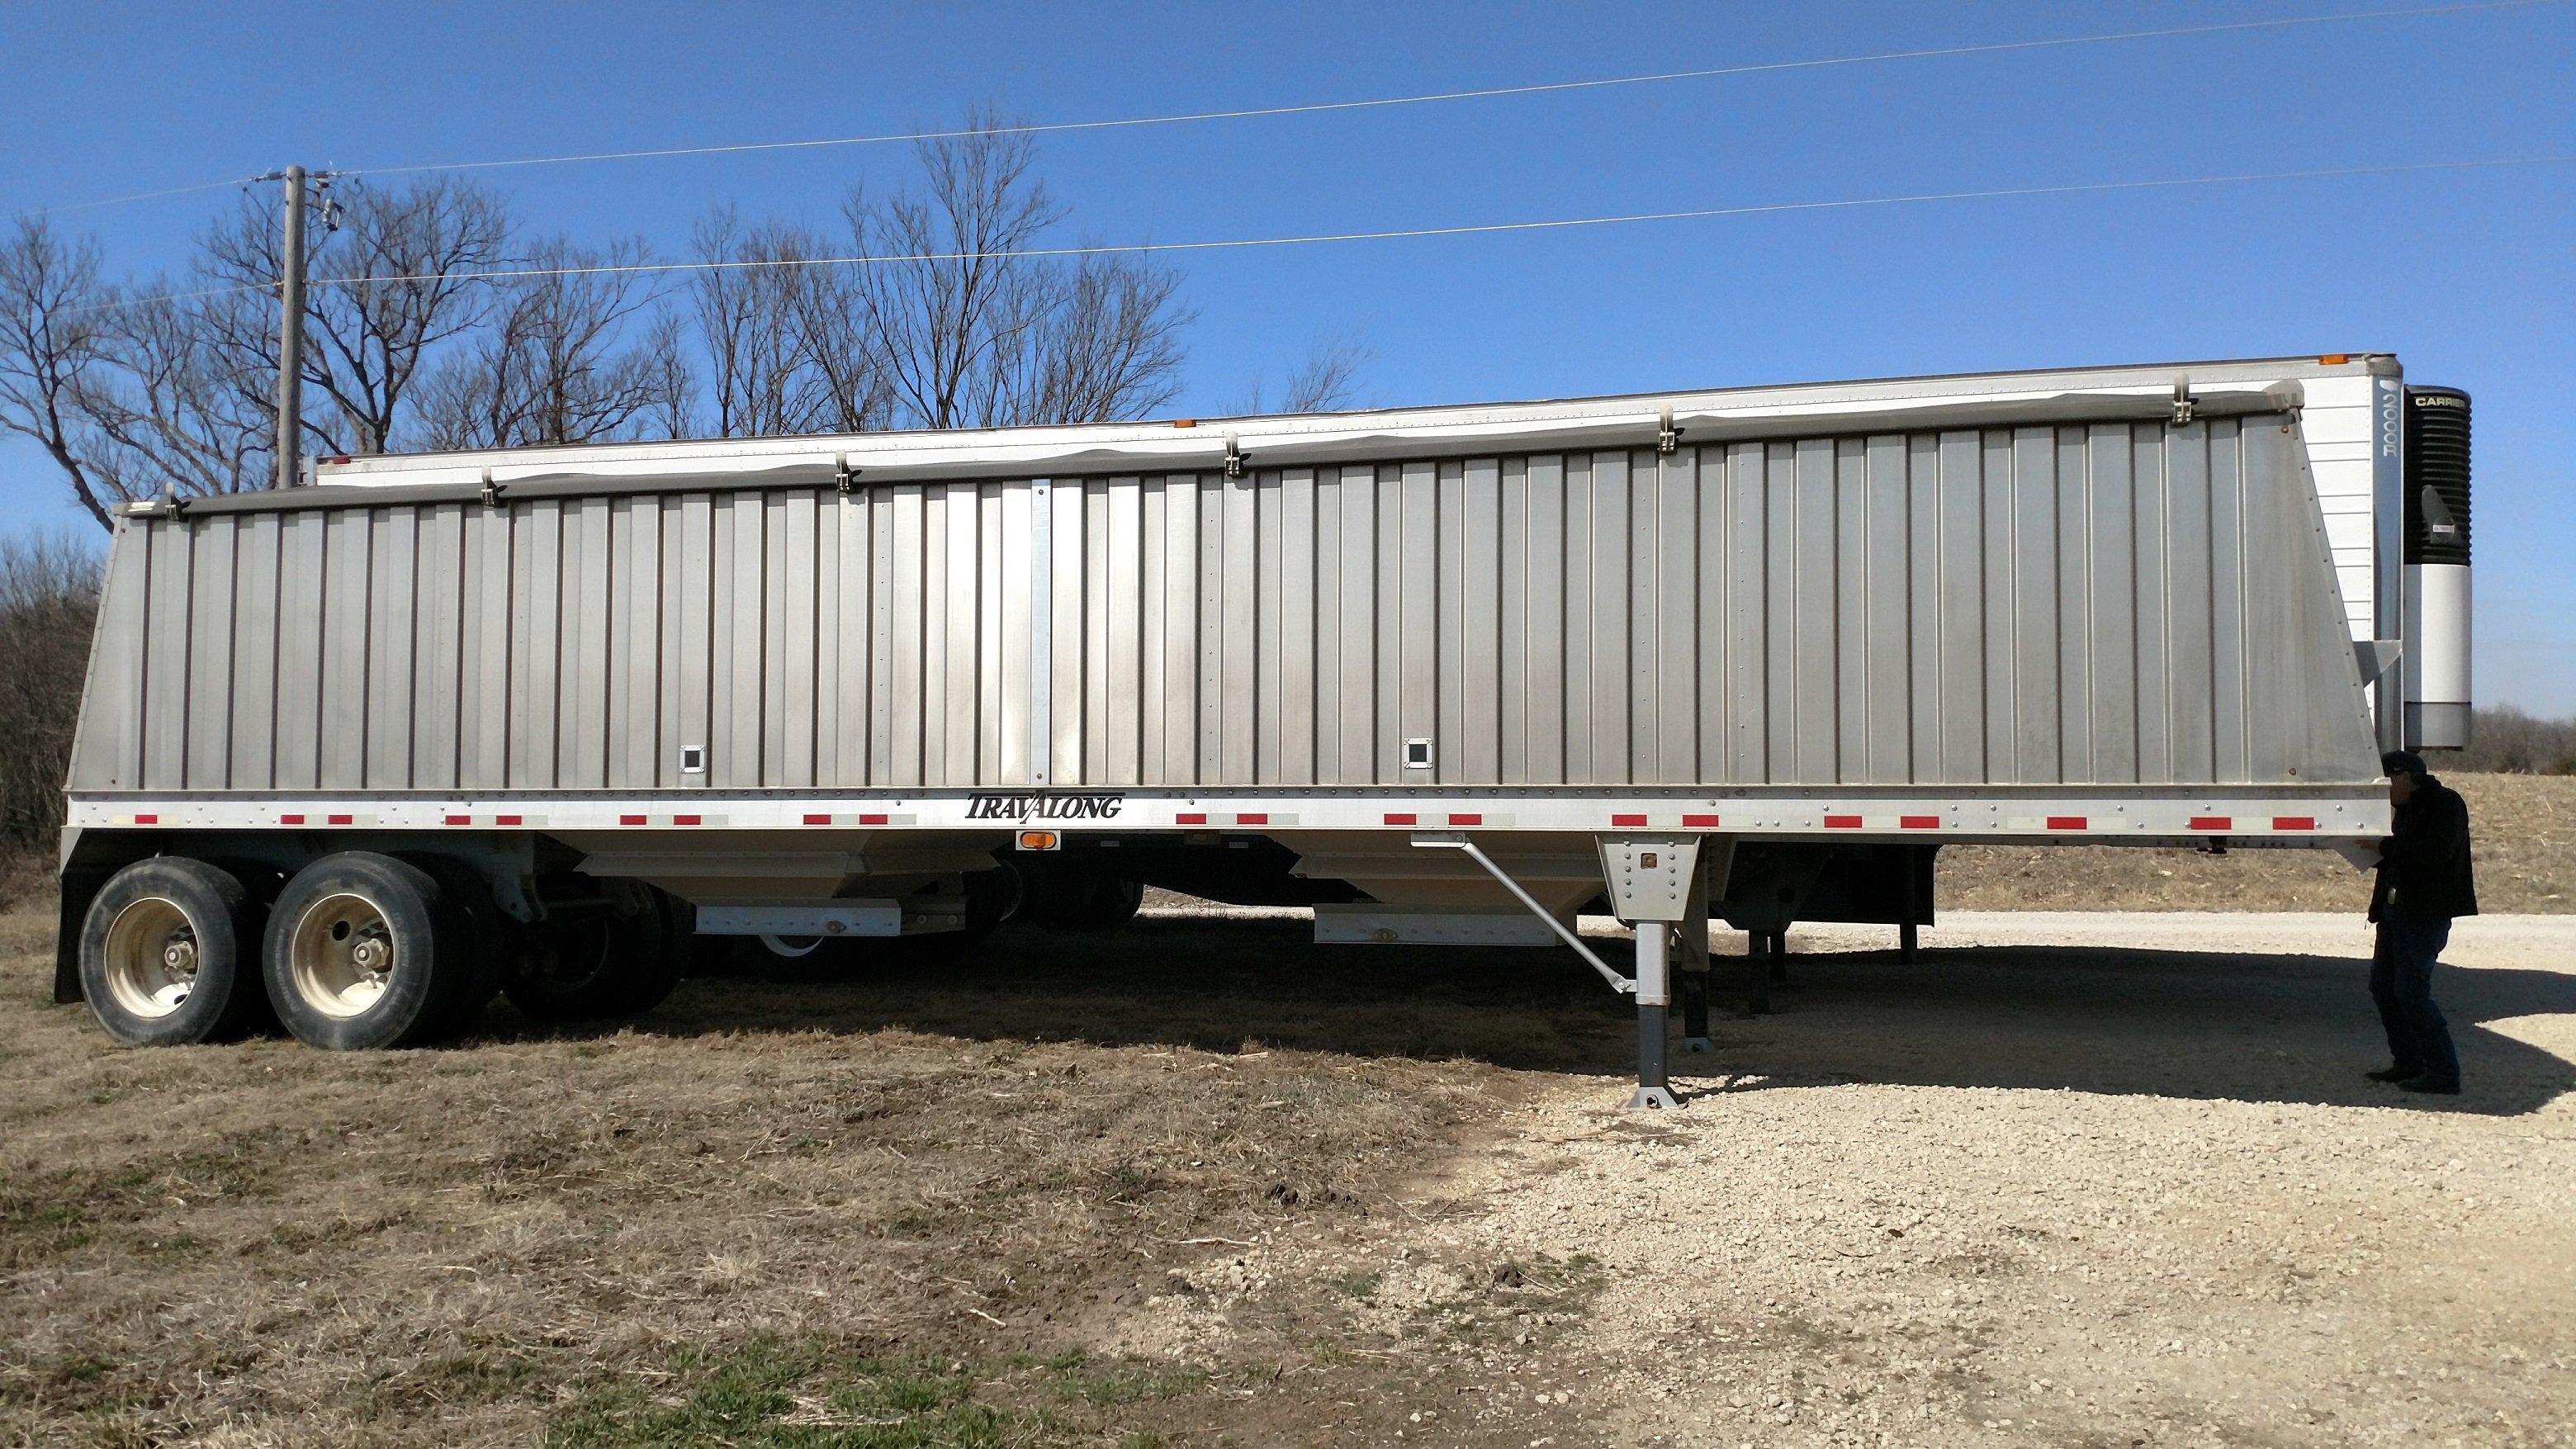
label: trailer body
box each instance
[53,354,2470,1092]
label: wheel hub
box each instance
[102,898,201,1020]
[289,893,401,1018]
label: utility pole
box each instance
[273,164,306,490]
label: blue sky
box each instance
[5,0,2571,708]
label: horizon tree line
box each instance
[1,111,1364,530]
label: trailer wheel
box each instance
[717,931,856,978]
[264,853,463,1050]
[961,859,1027,941]
[401,856,513,1038]
[500,888,680,1024]
[78,858,265,1046]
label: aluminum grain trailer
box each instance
[52,353,2473,1106]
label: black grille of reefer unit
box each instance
[2404,386,2470,565]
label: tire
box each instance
[656,889,702,976]
[78,857,265,1046]
[1030,861,1141,930]
[192,857,291,1036]
[264,853,465,1050]
[499,883,680,1024]
[401,855,513,1038]
[727,930,865,978]
[960,860,1025,941]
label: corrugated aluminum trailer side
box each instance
[69,400,2375,798]
[50,360,2427,1107]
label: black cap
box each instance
[2381,749,2431,780]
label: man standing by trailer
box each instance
[2365,750,2479,1096]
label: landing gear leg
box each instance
[1628,921,1678,1110]
[1745,930,1773,1016]
[1596,834,1721,1110]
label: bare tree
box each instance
[789,254,892,433]
[0,533,102,855]
[988,251,1189,424]
[3,220,270,523]
[17,117,1200,530]
[0,220,119,526]
[77,283,272,500]
[2460,707,2576,774]
[632,309,699,441]
[199,175,509,457]
[689,208,835,438]
[840,111,1191,429]
[418,236,674,448]
[1240,334,1371,416]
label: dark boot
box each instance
[2365,1065,2420,1083]
[2398,1074,2461,1096]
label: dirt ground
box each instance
[1255,912,2576,1448]
[6,890,2574,1447]
[1939,772,2576,913]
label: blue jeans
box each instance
[2370,919,2460,1082]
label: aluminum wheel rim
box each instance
[289,892,400,1019]
[102,897,201,1020]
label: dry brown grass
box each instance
[8,774,2568,1443]
[0,907,1571,1447]
[1940,771,2576,914]
[0,850,54,916]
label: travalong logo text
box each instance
[965,793,1126,822]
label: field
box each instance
[3,774,2574,1447]
[1938,771,2576,913]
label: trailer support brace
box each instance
[1409,835,1632,995]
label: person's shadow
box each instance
[472,911,2576,1117]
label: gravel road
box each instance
[1140,911,2576,1447]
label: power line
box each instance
[334,1,2559,178]
[64,155,2573,317]
[11,0,2558,221]
[286,156,2576,285]
[8,175,268,224]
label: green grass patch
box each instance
[546,1337,1208,1448]
[1035,1353,1205,1409]
[421,1352,548,1404]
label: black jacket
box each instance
[2369,777,2479,922]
